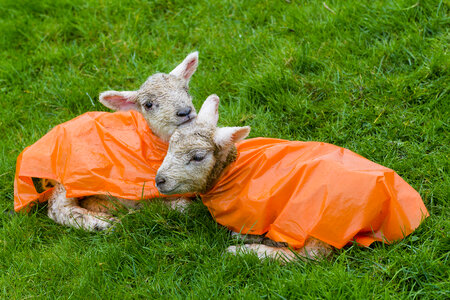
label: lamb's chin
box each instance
[157,185,181,195]
[171,186,196,195]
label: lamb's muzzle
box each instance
[155,174,167,191]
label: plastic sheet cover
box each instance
[14,111,176,212]
[201,138,429,249]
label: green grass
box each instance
[1,0,449,298]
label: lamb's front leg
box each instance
[227,244,298,262]
[298,237,333,259]
[80,195,191,215]
[166,197,191,212]
[80,195,142,213]
[227,237,332,263]
[47,183,117,231]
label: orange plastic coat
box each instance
[14,110,175,212]
[200,138,429,249]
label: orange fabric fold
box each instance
[201,138,429,249]
[14,111,187,212]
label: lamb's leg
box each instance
[166,197,191,212]
[82,196,191,213]
[298,237,333,259]
[227,237,332,263]
[47,183,117,231]
[81,195,144,213]
[79,196,116,213]
[81,195,191,214]
[227,244,298,262]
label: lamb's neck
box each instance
[204,145,237,193]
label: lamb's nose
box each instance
[155,175,166,188]
[177,107,192,117]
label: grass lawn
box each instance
[0,0,448,298]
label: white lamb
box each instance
[155,95,331,262]
[35,52,199,231]
[155,94,426,263]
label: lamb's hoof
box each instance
[90,217,119,232]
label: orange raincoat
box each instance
[14,110,173,212]
[201,138,429,249]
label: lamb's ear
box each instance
[197,94,219,126]
[215,126,251,147]
[99,91,139,111]
[169,51,199,84]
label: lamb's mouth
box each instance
[157,185,180,195]
[177,114,196,126]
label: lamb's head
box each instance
[99,52,199,141]
[155,95,250,195]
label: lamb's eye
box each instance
[192,153,205,162]
[144,102,153,110]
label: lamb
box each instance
[155,95,428,262]
[14,52,199,231]
[155,95,331,261]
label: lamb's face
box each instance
[155,94,251,195]
[99,52,199,141]
[136,73,196,141]
[155,123,217,195]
